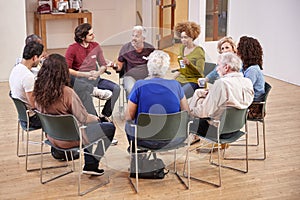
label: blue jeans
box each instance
[71,76,120,117]
[97,78,120,117]
[20,114,42,129]
[84,122,115,166]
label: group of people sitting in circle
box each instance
[9,20,265,176]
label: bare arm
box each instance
[85,114,99,124]
[69,68,92,78]
[25,91,35,109]
[180,96,190,114]
[112,61,124,72]
[125,100,137,121]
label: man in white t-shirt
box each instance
[9,41,44,128]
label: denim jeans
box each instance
[71,76,120,117]
[84,122,115,166]
[180,82,200,99]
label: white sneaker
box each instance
[111,139,118,146]
[92,87,112,100]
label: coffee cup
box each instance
[179,60,185,68]
[198,78,206,88]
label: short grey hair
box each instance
[218,52,242,72]
[147,50,170,77]
[133,25,147,38]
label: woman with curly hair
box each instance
[174,21,205,98]
[205,36,237,84]
[33,53,115,176]
[237,36,265,101]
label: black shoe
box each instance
[83,165,104,176]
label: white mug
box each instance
[198,78,206,88]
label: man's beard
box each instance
[131,40,142,49]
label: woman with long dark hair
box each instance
[34,54,115,175]
[237,36,265,101]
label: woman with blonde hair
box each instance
[205,36,237,84]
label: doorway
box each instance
[156,0,188,49]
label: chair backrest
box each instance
[35,111,80,141]
[136,111,189,141]
[263,82,272,102]
[204,62,216,77]
[219,107,248,135]
[9,92,28,122]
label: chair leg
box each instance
[78,139,110,196]
[262,120,266,160]
[25,129,51,172]
[78,155,110,196]
[229,121,259,147]
[183,142,220,187]
[217,134,249,173]
[17,123,40,157]
[173,149,190,189]
[17,122,21,157]
[224,121,266,160]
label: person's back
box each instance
[9,41,44,108]
[237,36,265,102]
[189,52,254,137]
[125,50,189,150]
[242,64,265,101]
[9,63,35,105]
[129,78,184,120]
[34,54,115,175]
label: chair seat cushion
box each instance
[137,137,186,151]
[205,131,245,144]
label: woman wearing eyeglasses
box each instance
[174,21,205,99]
[205,36,237,84]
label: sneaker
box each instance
[111,139,118,145]
[92,87,112,100]
[83,165,104,176]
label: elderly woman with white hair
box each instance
[124,50,190,151]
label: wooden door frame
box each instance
[157,0,176,49]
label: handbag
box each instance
[130,152,169,179]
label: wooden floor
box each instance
[1,47,300,199]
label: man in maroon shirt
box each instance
[65,23,120,122]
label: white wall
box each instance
[190,0,300,86]
[0,0,27,81]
